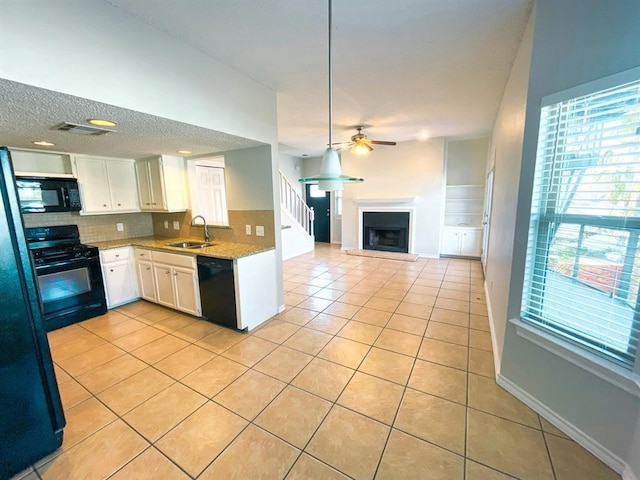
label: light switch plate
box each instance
[256,225,265,237]
[164,220,169,229]
[245,225,252,235]
[173,221,180,230]
[116,222,124,232]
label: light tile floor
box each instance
[14,244,621,480]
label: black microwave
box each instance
[15,176,82,213]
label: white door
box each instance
[75,157,111,212]
[108,160,139,211]
[461,229,482,257]
[441,227,461,255]
[136,260,156,302]
[148,157,166,210]
[136,161,153,210]
[103,261,136,307]
[173,266,200,316]
[153,263,175,308]
[481,169,495,272]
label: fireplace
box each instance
[362,211,410,253]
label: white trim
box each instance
[357,206,416,254]
[511,318,640,398]
[278,304,286,314]
[623,465,640,480]
[484,280,502,377]
[497,373,629,475]
[353,197,417,204]
[542,65,640,107]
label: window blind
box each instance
[522,77,640,370]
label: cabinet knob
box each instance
[152,202,157,205]
[103,204,107,207]
[109,269,114,272]
[173,272,178,277]
[145,202,151,205]
[115,254,120,258]
[117,203,121,206]
[166,270,170,275]
[146,267,150,271]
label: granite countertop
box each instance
[88,236,274,260]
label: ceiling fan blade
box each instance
[370,140,397,146]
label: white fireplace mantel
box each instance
[353,197,417,205]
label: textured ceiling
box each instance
[104,0,533,155]
[0,80,264,159]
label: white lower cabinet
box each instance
[441,227,482,257]
[136,259,156,302]
[100,247,137,308]
[146,250,201,316]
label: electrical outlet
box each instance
[245,225,252,235]
[164,220,169,229]
[173,221,180,230]
[256,225,265,237]
[116,222,124,232]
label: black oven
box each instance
[26,225,106,331]
[16,176,82,213]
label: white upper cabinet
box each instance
[136,155,187,212]
[74,156,140,215]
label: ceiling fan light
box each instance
[351,143,372,156]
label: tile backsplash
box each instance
[152,209,275,248]
[22,212,154,243]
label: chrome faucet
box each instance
[191,215,210,242]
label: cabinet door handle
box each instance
[146,267,150,271]
[166,270,170,275]
[117,203,122,206]
[173,272,178,277]
[103,204,108,207]
[109,269,114,272]
[115,254,120,258]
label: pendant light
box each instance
[298,0,363,191]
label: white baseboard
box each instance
[497,373,632,476]
[483,280,502,377]
[278,304,286,314]
[623,464,639,480]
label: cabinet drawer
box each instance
[101,247,131,263]
[135,248,153,261]
[152,250,195,269]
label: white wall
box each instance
[485,9,534,362]
[225,146,275,210]
[446,137,489,185]
[0,0,277,145]
[486,0,640,475]
[340,138,446,256]
[278,153,303,197]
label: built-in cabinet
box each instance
[100,247,138,308]
[440,226,482,257]
[441,184,484,258]
[74,157,139,214]
[134,248,200,316]
[135,155,187,212]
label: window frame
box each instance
[518,66,640,391]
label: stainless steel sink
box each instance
[168,241,216,249]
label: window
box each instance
[335,190,343,217]
[522,73,640,372]
[187,157,229,226]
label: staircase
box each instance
[279,171,315,259]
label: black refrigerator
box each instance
[0,147,65,478]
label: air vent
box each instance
[52,122,114,136]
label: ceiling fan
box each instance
[337,126,397,155]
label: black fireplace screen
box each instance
[362,211,410,253]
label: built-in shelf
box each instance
[444,184,485,227]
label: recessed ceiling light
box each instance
[420,131,430,139]
[32,141,55,146]
[177,150,192,155]
[88,119,117,127]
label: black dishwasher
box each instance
[197,256,238,329]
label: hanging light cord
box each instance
[327,0,333,149]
